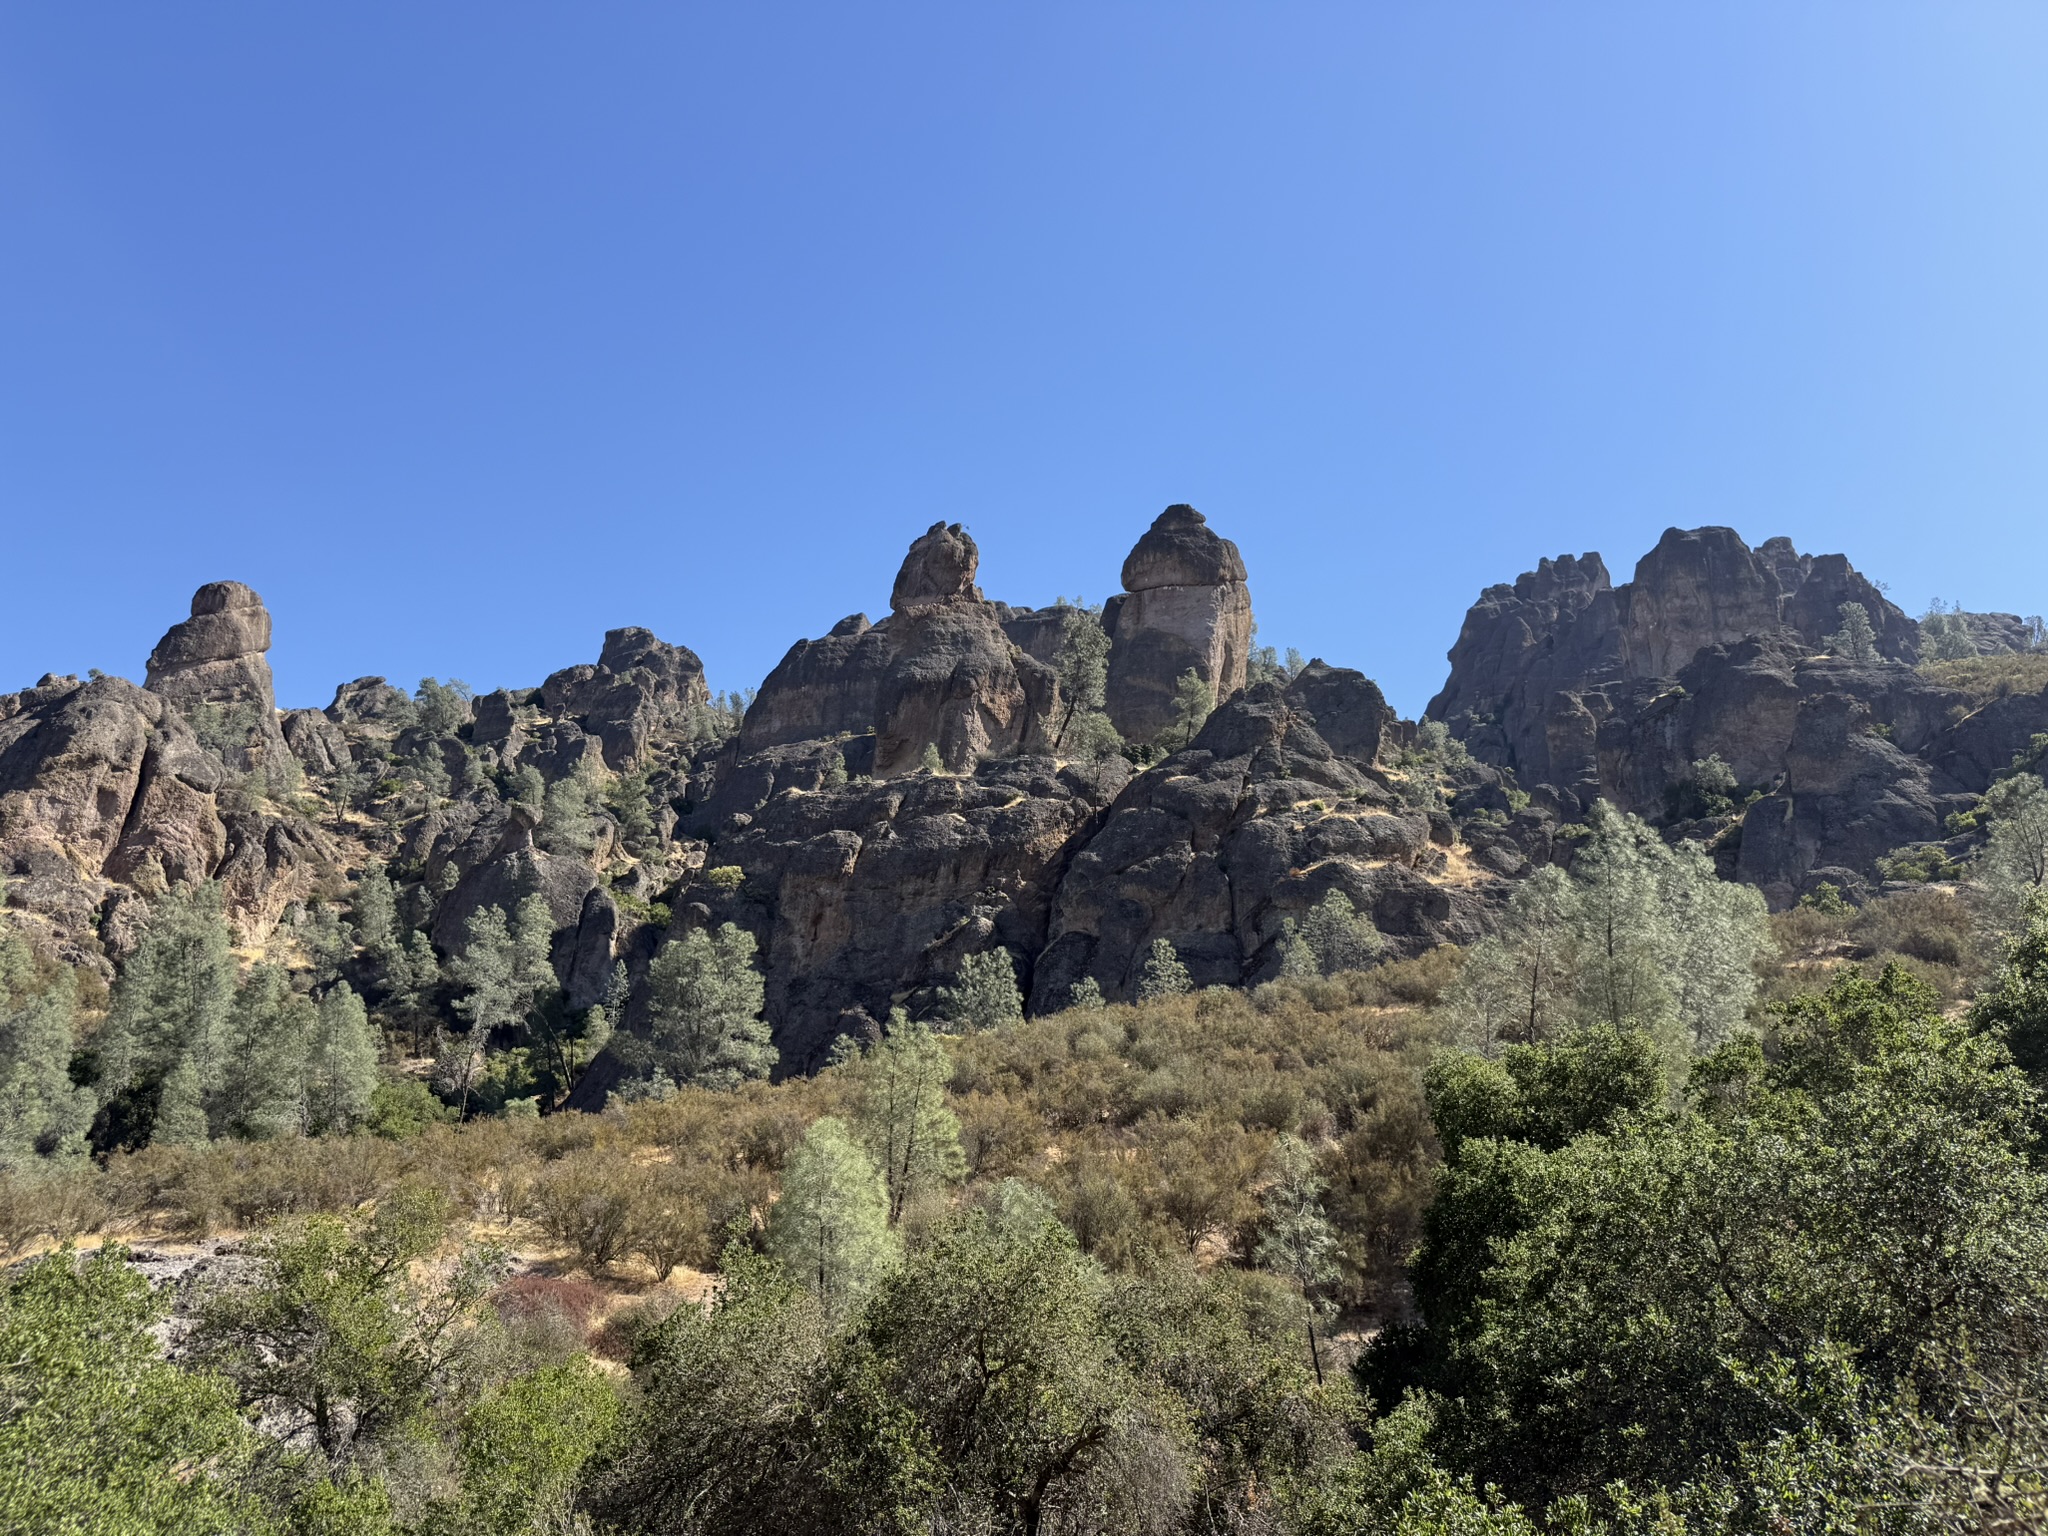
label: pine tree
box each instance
[1825,601,1879,662]
[1977,773,2048,935]
[766,1116,896,1321]
[216,964,314,1140]
[1065,976,1105,1011]
[847,1014,965,1223]
[1971,892,2048,1084]
[0,934,91,1171]
[1255,1135,1341,1384]
[1571,801,1677,1039]
[96,882,237,1144]
[1137,937,1192,1001]
[305,984,381,1135]
[1280,889,1383,978]
[350,862,400,973]
[1050,600,1111,752]
[939,949,1023,1032]
[918,743,945,776]
[452,906,525,1037]
[1167,669,1214,750]
[540,767,600,856]
[635,924,774,1090]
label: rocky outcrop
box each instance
[144,581,288,770]
[0,666,331,960]
[1431,527,1920,794]
[1104,506,1253,744]
[537,628,708,770]
[738,523,1061,776]
[1031,677,1487,1012]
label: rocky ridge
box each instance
[2,508,2041,1088]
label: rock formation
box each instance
[143,580,289,771]
[741,522,1061,775]
[1103,506,1253,743]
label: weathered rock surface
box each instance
[144,581,289,770]
[739,523,1061,775]
[1032,677,1487,1013]
[1428,526,2048,903]
[1104,505,1254,744]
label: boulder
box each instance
[1103,506,1254,744]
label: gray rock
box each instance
[1104,506,1254,744]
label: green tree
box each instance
[586,1242,830,1534]
[1166,668,1214,750]
[1972,892,2048,1085]
[847,1015,967,1223]
[940,948,1023,1032]
[1826,600,1879,661]
[1374,965,2048,1511]
[190,1187,502,1469]
[1050,600,1113,754]
[304,984,380,1135]
[449,1359,620,1536]
[1444,864,1581,1053]
[96,881,237,1148]
[0,1246,274,1535]
[1280,888,1384,979]
[414,676,474,736]
[1066,976,1105,1011]
[918,743,945,776]
[0,929,91,1171]
[215,963,314,1139]
[767,1116,897,1321]
[1137,936,1192,1001]
[634,923,774,1091]
[348,862,400,974]
[1977,772,2048,935]
[539,765,600,856]
[1255,1135,1342,1383]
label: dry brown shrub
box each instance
[0,1166,109,1257]
[530,1150,640,1273]
[1920,652,2048,704]
[956,1092,1045,1180]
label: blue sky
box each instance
[4,5,2046,716]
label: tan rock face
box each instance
[145,580,287,772]
[1104,505,1253,744]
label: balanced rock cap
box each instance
[1120,505,1249,592]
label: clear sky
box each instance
[4,5,2046,717]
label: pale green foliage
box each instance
[1826,600,1879,662]
[918,742,945,776]
[1066,976,1106,1011]
[1051,599,1114,754]
[940,947,1023,1032]
[1061,707,1125,762]
[539,764,600,856]
[1256,1134,1341,1382]
[190,1187,501,1469]
[766,1116,897,1319]
[1279,889,1384,978]
[97,881,237,1125]
[1167,668,1214,750]
[1446,865,1581,1053]
[847,1014,966,1222]
[0,928,91,1171]
[1137,936,1192,1001]
[0,1246,273,1534]
[216,963,315,1140]
[304,985,380,1135]
[1446,804,1770,1059]
[1921,598,1979,662]
[414,676,474,736]
[452,898,554,1037]
[507,763,546,810]
[349,862,399,969]
[636,922,774,1090]
[1977,772,2048,935]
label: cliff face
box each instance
[1428,525,2048,904]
